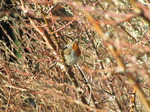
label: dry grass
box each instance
[0,0,150,112]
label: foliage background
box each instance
[0,0,150,112]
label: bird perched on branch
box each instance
[63,41,81,65]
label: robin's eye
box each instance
[73,43,78,46]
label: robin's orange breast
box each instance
[72,45,81,57]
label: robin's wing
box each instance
[64,48,71,56]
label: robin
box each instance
[63,41,81,65]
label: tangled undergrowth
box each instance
[0,0,150,112]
